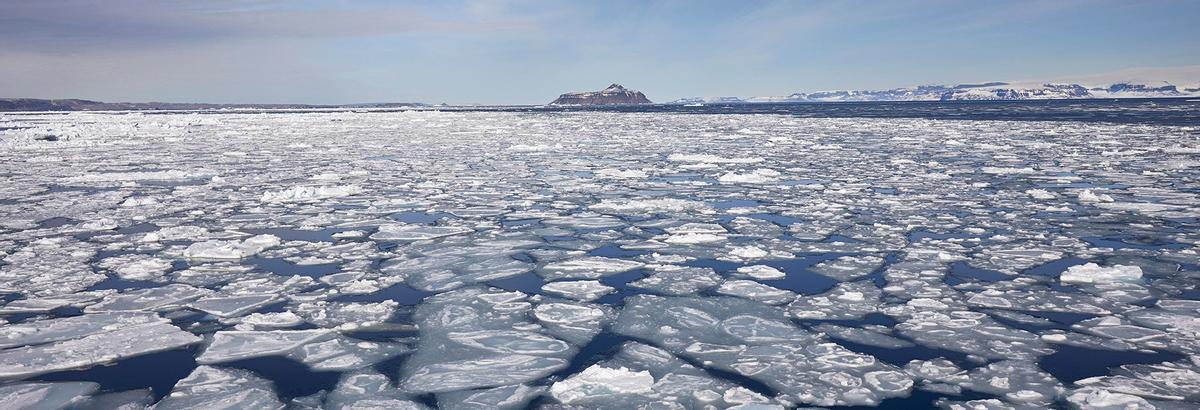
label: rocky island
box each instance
[550,84,652,105]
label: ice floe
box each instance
[2,109,1198,408]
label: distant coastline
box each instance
[2,96,1199,113]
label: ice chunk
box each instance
[197,330,332,364]
[810,255,885,281]
[447,330,571,355]
[1066,387,1155,410]
[591,198,709,213]
[721,315,811,342]
[663,232,727,244]
[0,237,103,297]
[0,312,163,349]
[67,388,154,409]
[541,280,614,301]
[789,282,881,320]
[0,382,98,409]
[1078,189,1115,203]
[1073,317,1167,343]
[0,320,200,379]
[665,223,727,235]
[183,234,281,260]
[438,384,546,410]
[981,166,1035,175]
[189,294,280,318]
[0,290,115,314]
[715,280,796,305]
[550,364,655,404]
[141,226,208,242]
[895,311,1050,360]
[903,359,968,385]
[85,284,212,312]
[718,169,781,184]
[1060,263,1143,284]
[667,154,763,164]
[260,185,362,203]
[370,224,473,241]
[629,266,722,295]
[400,287,582,394]
[960,360,1063,405]
[403,354,568,393]
[238,311,305,329]
[816,324,915,349]
[324,370,426,409]
[98,254,173,281]
[293,300,400,330]
[1026,189,1057,200]
[613,295,908,406]
[728,246,769,259]
[736,265,786,280]
[289,337,411,371]
[1072,359,1200,401]
[541,256,644,280]
[155,366,283,409]
[533,302,607,325]
[935,398,1016,409]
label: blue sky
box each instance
[2,0,1198,104]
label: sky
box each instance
[2,0,1199,104]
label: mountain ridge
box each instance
[672,67,1200,104]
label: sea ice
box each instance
[540,256,644,280]
[182,234,281,260]
[789,281,881,320]
[370,224,473,241]
[629,266,722,295]
[437,384,546,410]
[591,198,709,213]
[550,364,655,404]
[260,185,362,203]
[716,279,796,305]
[95,254,174,281]
[154,366,283,409]
[736,265,786,280]
[0,319,200,379]
[323,370,426,409]
[1060,263,1144,284]
[541,280,615,301]
[85,284,212,312]
[3,105,1199,409]
[0,382,98,409]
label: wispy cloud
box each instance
[1,0,1196,103]
[0,1,539,51]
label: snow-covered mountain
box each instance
[667,97,746,105]
[741,66,1200,102]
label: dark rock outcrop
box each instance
[550,84,651,105]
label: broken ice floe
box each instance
[0,314,200,379]
[196,329,409,371]
[399,288,589,393]
[2,109,1199,408]
[183,234,281,260]
[154,366,284,409]
[614,295,913,406]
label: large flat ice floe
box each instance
[0,109,1198,408]
[0,314,200,379]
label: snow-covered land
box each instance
[0,109,1198,408]
[740,66,1200,102]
